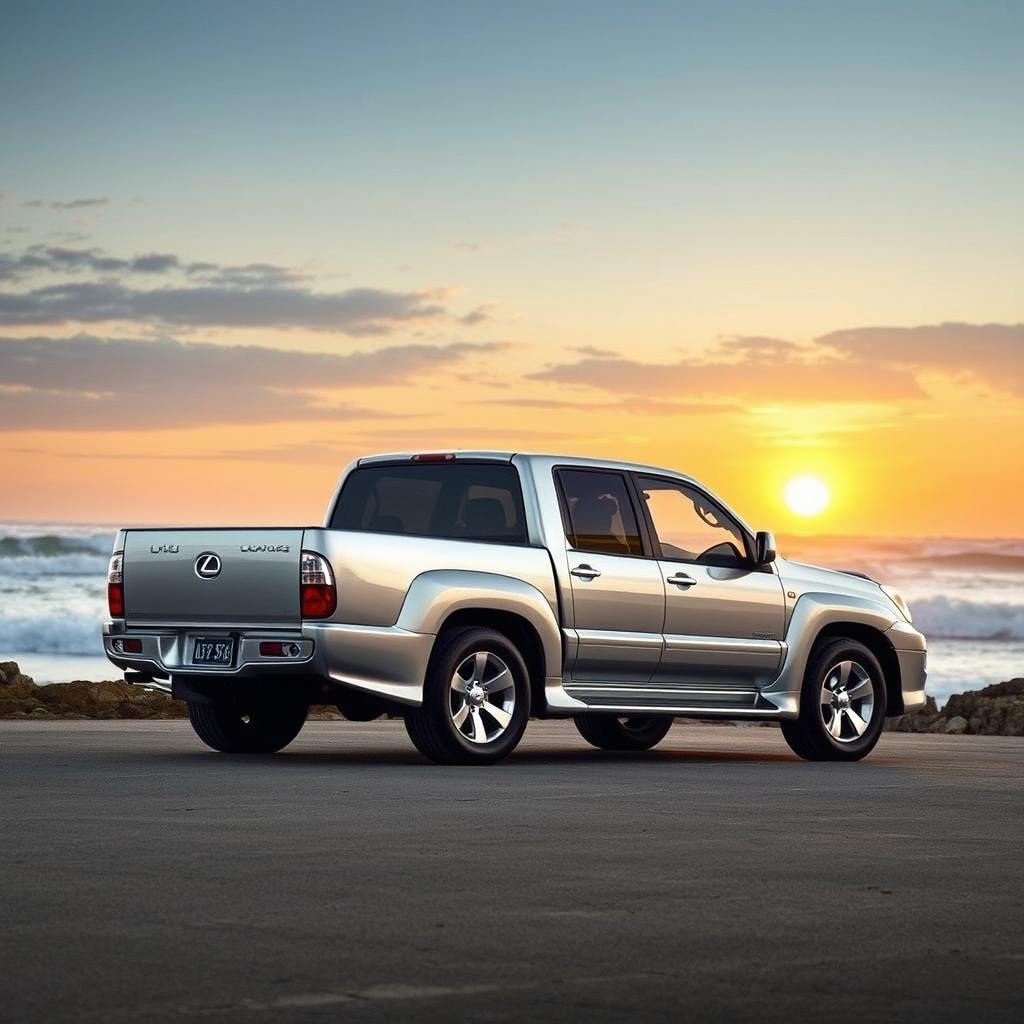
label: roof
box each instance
[356,449,698,484]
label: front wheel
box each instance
[187,693,308,753]
[781,638,887,761]
[574,714,674,751]
[404,627,530,765]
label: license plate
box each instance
[192,637,234,666]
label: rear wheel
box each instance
[781,638,887,761]
[187,692,308,753]
[404,627,530,765]
[574,714,674,751]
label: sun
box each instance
[784,475,830,517]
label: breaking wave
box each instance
[912,595,1024,641]
[0,610,105,656]
[0,533,112,577]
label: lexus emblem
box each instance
[194,552,222,580]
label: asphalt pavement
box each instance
[2,719,1022,1023]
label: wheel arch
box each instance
[396,569,562,714]
[810,622,904,716]
[436,608,548,713]
[764,593,903,715]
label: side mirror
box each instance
[755,530,777,566]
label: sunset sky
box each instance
[1,1,1022,536]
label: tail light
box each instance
[107,551,124,617]
[300,551,336,619]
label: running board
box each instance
[564,684,779,715]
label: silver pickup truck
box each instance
[105,451,927,764]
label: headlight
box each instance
[881,585,912,624]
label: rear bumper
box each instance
[103,621,315,678]
[103,620,434,707]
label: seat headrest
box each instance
[461,497,507,535]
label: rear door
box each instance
[555,468,665,683]
[122,528,303,628]
[632,476,785,689]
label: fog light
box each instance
[112,639,123,653]
[287,643,300,657]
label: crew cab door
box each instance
[632,475,785,689]
[555,468,665,683]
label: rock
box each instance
[889,677,1024,736]
[0,661,38,703]
[975,678,1024,699]
[0,661,186,719]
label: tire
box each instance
[404,627,531,765]
[187,692,308,753]
[573,714,674,751]
[781,638,887,761]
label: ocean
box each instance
[1,523,1021,707]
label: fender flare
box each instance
[762,592,898,706]
[395,569,563,680]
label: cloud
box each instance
[22,197,109,210]
[0,245,310,285]
[352,426,580,448]
[458,304,495,326]
[478,396,737,415]
[0,278,450,334]
[529,335,923,403]
[529,324,1024,420]
[817,322,1024,394]
[0,334,501,430]
[571,345,620,358]
[185,261,308,286]
[0,244,477,333]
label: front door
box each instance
[556,468,665,683]
[633,475,786,689]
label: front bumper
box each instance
[884,619,928,713]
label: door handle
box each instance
[666,572,697,588]
[570,564,602,581]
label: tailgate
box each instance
[122,529,304,627]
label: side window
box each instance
[557,469,644,557]
[636,477,749,568]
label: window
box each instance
[557,469,644,557]
[636,477,749,568]
[330,463,527,544]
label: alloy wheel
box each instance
[449,650,516,745]
[819,660,875,744]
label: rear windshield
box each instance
[330,462,528,544]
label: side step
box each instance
[564,684,778,715]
